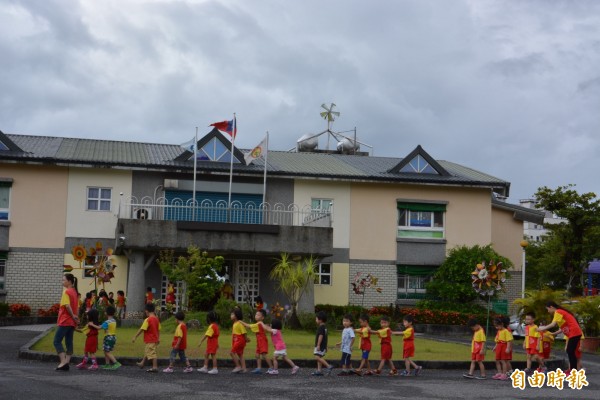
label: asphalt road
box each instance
[0,327,598,400]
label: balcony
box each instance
[115,196,333,256]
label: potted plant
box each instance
[571,296,600,353]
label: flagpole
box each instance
[262,131,268,204]
[227,113,236,222]
[192,127,198,221]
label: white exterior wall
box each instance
[66,168,132,238]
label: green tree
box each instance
[157,246,225,310]
[425,244,513,304]
[513,289,567,323]
[522,238,570,290]
[534,185,600,295]
[269,253,317,329]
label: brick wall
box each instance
[5,251,65,311]
[348,263,397,308]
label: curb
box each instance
[18,327,567,370]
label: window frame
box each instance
[311,198,333,212]
[314,262,332,285]
[397,203,446,239]
[0,258,6,291]
[86,187,112,212]
[397,274,431,296]
[0,185,10,221]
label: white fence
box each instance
[118,196,332,227]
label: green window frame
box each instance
[397,202,446,239]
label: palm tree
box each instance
[269,253,317,329]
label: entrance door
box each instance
[233,259,260,305]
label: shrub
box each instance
[213,297,253,329]
[37,303,60,317]
[9,303,31,317]
[0,302,9,317]
[296,312,318,332]
[416,300,488,314]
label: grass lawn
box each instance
[33,327,526,362]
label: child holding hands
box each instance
[336,314,355,376]
[353,314,373,376]
[163,311,193,373]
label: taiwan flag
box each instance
[209,118,237,138]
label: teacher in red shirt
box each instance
[538,301,583,374]
[53,273,79,371]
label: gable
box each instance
[388,145,451,176]
[0,130,23,152]
[174,128,246,164]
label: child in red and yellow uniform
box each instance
[163,311,193,373]
[241,309,273,374]
[492,318,512,380]
[353,314,373,375]
[523,312,545,373]
[400,315,422,376]
[198,311,220,374]
[463,319,486,379]
[76,309,100,370]
[132,303,161,372]
[230,308,248,373]
[370,316,397,376]
[541,329,554,360]
[145,287,154,305]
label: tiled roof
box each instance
[2,132,510,193]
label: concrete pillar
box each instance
[126,251,146,318]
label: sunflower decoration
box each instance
[471,260,506,296]
[72,245,87,264]
[64,242,116,288]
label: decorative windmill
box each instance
[319,103,340,131]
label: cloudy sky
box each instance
[1,0,600,202]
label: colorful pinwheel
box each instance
[471,260,506,296]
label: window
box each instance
[197,137,241,163]
[399,154,438,174]
[0,256,6,290]
[87,187,112,211]
[397,202,446,239]
[315,263,331,285]
[311,199,333,211]
[397,265,437,299]
[0,184,10,220]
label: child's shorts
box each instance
[313,348,327,357]
[145,343,158,360]
[526,338,539,355]
[471,352,485,362]
[103,335,116,352]
[381,343,392,360]
[495,342,511,360]
[85,336,98,353]
[231,341,246,356]
[170,349,187,363]
[361,350,370,360]
[340,352,351,366]
[542,342,551,359]
[274,349,288,358]
[206,341,218,355]
[403,342,415,358]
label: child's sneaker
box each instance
[231,367,242,374]
[291,366,300,375]
[76,361,87,370]
[88,363,98,371]
[197,366,209,373]
[100,364,112,370]
[251,368,262,374]
[400,370,410,376]
[492,373,502,380]
[414,366,423,376]
[374,369,382,376]
[537,366,547,373]
[499,374,509,380]
[111,362,121,370]
[325,366,334,376]
[311,370,324,376]
[183,367,194,373]
[267,369,279,375]
[364,370,374,376]
[337,370,349,376]
[163,367,174,373]
[462,373,474,379]
[474,375,487,380]
[523,368,532,375]
[389,369,398,376]
[207,368,219,375]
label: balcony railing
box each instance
[118,196,332,227]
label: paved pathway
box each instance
[0,324,54,332]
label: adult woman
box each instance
[538,301,583,373]
[53,273,79,371]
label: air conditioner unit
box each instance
[133,207,152,220]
